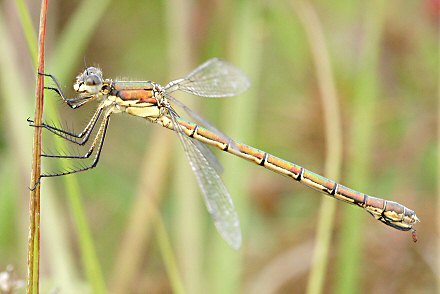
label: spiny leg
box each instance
[39,72,93,109]
[40,111,112,178]
[41,113,108,159]
[28,104,105,146]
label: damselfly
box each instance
[30,58,419,249]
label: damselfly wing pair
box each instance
[30,58,419,249]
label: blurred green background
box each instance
[0,0,437,293]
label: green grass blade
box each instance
[45,1,113,292]
[334,1,386,293]
[165,0,202,293]
[155,213,186,294]
[15,0,113,292]
[206,0,263,293]
[47,0,112,79]
[0,8,84,293]
[289,2,343,294]
[51,0,113,289]
[14,0,38,66]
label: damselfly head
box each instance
[74,67,103,94]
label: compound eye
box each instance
[85,75,101,86]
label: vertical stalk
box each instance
[27,1,47,293]
[165,0,200,293]
[44,1,113,292]
[291,2,343,294]
[19,0,112,292]
[154,211,186,294]
[334,1,386,293]
[15,0,38,65]
[208,0,262,293]
[110,130,177,293]
[437,17,440,293]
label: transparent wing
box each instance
[165,94,224,174]
[165,93,240,156]
[163,58,250,98]
[168,107,242,249]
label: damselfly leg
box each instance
[29,111,111,179]
[27,105,104,145]
[38,72,95,109]
[30,71,114,183]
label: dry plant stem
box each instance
[437,21,440,292]
[245,239,315,294]
[110,130,173,293]
[27,0,47,293]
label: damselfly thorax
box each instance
[73,69,170,122]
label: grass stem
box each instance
[27,1,47,293]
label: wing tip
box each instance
[228,235,242,250]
